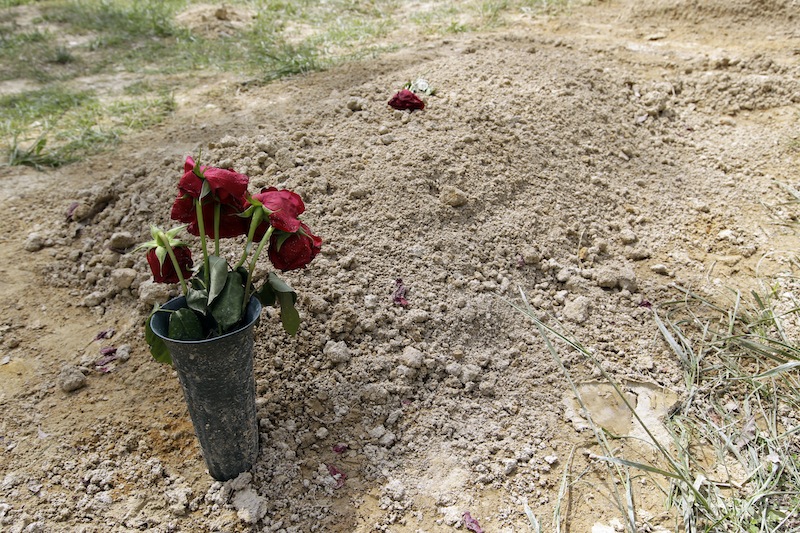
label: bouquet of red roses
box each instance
[139,155,321,363]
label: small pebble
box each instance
[24,233,45,252]
[58,365,87,392]
[399,346,424,369]
[108,232,136,250]
[619,229,638,244]
[651,264,669,275]
[439,185,469,207]
[323,340,351,363]
[562,296,591,324]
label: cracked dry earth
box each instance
[1,0,799,531]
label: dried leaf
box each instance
[96,356,117,367]
[735,416,757,449]
[96,347,119,368]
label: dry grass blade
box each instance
[511,281,800,532]
[512,289,642,532]
[655,285,800,531]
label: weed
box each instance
[6,135,67,169]
[2,86,174,168]
[51,46,75,65]
[41,0,183,38]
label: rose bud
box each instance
[147,246,193,284]
[268,223,322,271]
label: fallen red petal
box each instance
[65,202,79,222]
[326,463,347,489]
[332,443,348,454]
[393,278,409,307]
[95,355,117,367]
[94,329,115,341]
[463,512,484,533]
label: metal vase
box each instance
[150,296,262,481]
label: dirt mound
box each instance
[634,0,797,22]
[2,2,800,532]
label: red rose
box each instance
[247,187,306,238]
[170,156,250,238]
[268,223,322,271]
[147,246,193,284]
[178,156,249,207]
[171,197,249,238]
[388,89,424,111]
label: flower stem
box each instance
[244,225,274,311]
[236,209,263,269]
[157,232,188,295]
[194,199,210,287]
[213,203,221,256]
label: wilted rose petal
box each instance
[326,463,347,489]
[463,512,484,533]
[96,355,117,367]
[99,346,117,356]
[94,329,115,341]
[638,300,652,309]
[332,444,348,454]
[388,89,424,111]
[66,202,79,222]
[393,278,409,307]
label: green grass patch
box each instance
[1,0,571,168]
[2,86,174,168]
[0,0,37,7]
[40,0,185,38]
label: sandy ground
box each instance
[1,1,799,531]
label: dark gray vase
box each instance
[150,296,262,481]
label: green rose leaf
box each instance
[145,307,171,365]
[277,292,300,335]
[207,255,229,305]
[236,266,250,290]
[256,283,276,307]
[199,179,212,199]
[186,286,209,314]
[268,272,297,303]
[168,308,204,341]
[260,272,299,335]
[210,271,245,333]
